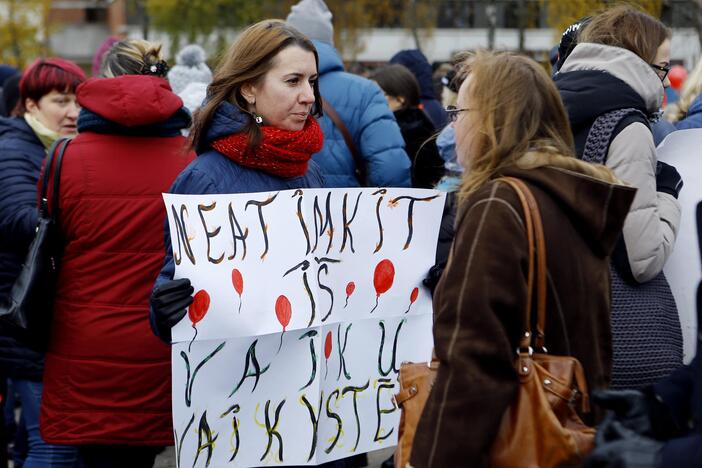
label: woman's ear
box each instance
[25,98,38,115]
[239,83,256,106]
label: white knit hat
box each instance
[167,44,213,95]
[286,0,334,46]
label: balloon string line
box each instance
[188,326,198,353]
[404,303,411,314]
[344,296,349,308]
[276,331,284,354]
[370,296,379,313]
[238,297,242,314]
[324,359,328,379]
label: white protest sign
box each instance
[658,129,702,362]
[163,188,445,467]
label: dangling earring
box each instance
[250,100,263,125]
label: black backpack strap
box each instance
[582,108,649,164]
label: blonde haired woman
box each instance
[410,51,636,467]
[666,60,702,129]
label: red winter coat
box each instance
[39,76,194,445]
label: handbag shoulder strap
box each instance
[40,137,70,222]
[321,97,368,186]
[498,176,548,351]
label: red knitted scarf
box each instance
[211,117,323,178]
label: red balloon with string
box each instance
[187,289,210,352]
[232,268,244,313]
[404,287,419,314]
[275,295,292,353]
[371,259,395,313]
[344,281,355,308]
[324,331,332,378]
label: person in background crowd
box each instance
[286,0,411,188]
[432,62,452,109]
[1,73,21,118]
[0,65,18,117]
[0,57,85,468]
[666,59,702,130]
[38,39,194,468]
[390,49,448,129]
[370,64,444,188]
[167,44,213,116]
[411,50,635,468]
[555,5,683,389]
[91,36,120,77]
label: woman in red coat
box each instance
[39,39,194,468]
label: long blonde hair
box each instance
[667,61,702,123]
[458,52,570,197]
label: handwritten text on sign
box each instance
[164,188,445,466]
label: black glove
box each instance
[593,389,654,437]
[423,261,446,296]
[150,278,193,343]
[585,419,663,468]
[656,161,683,199]
[593,388,682,440]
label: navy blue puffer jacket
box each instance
[313,41,411,188]
[151,102,326,340]
[0,117,46,380]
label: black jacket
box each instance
[393,107,445,189]
[0,116,46,380]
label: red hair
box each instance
[17,58,86,114]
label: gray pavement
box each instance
[154,446,395,467]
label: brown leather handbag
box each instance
[394,354,438,468]
[489,177,595,467]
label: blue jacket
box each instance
[390,49,448,129]
[313,40,410,188]
[0,116,46,380]
[675,93,702,131]
[151,102,325,340]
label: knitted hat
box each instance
[167,44,213,95]
[286,0,334,46]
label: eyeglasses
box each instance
[446,105,472,123]
[650,63,671,82]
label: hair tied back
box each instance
[142,60,169,77]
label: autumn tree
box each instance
[145,0,262,57]
[542,0,663,36]
[0,0,51,67]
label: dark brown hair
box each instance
[370,64,421,109]
[579,5,670,63]
[189,20,322,153]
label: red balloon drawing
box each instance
[275,295,292,331]
[232,268,244,313]
[344,281,356,308]
[404,287,420,314]
[324,331,333,378]
[371,259,395,312]
[275,295,292,353]
[188,289,210,351]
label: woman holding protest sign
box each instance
[149,19,324,342]
[410,51,636,466]
[38,39,193,467]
